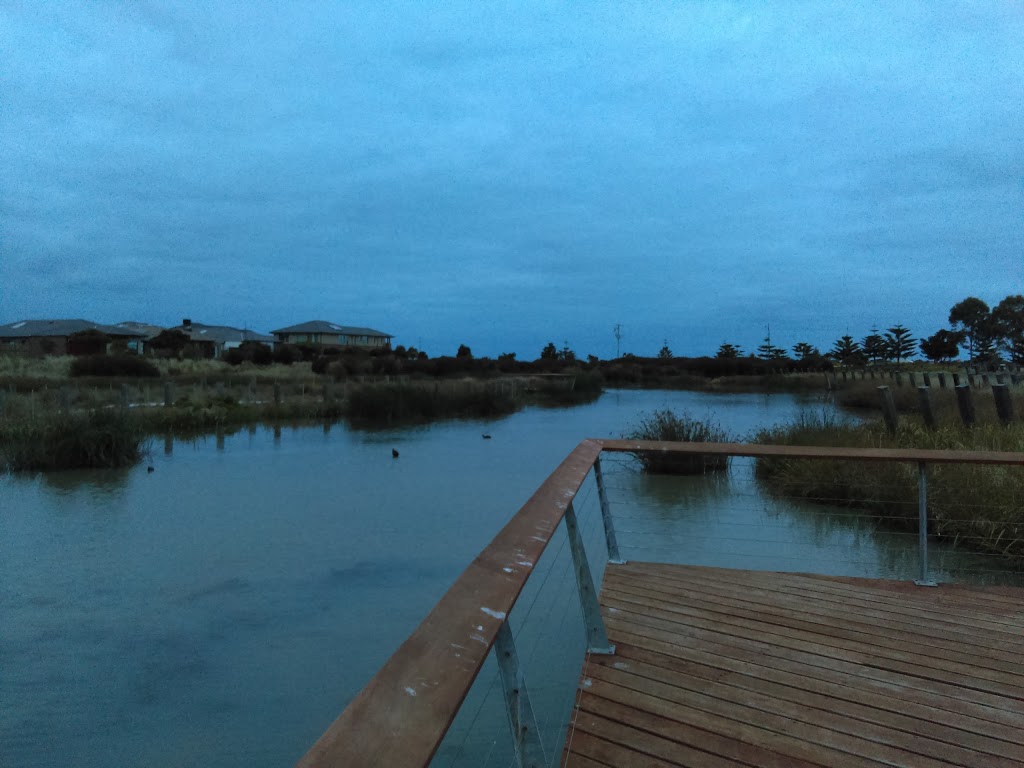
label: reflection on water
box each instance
[2,388,1019,768]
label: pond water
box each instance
[0,389,1009,767]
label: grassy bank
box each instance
[755,412,1024,562]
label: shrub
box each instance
[70,354,160,378]
[623,409,731,474]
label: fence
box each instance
[295,438,1024,767]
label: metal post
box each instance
[915,462,937,587]
[493,621,546,768]
[564,502,615,654]
[593,457,624,564]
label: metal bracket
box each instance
[564,502,615,655]
[593,456,624,564]
[493,620,546,768]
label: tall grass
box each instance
[755,412,1024,561]
[623,409,731,474]
[346,381,518,425]
[0,410,146,471]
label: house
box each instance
[271,321,393,350]
[0,319,146,355]
[166,319,275,359]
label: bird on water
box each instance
[482,434,492,439]
[147,466,155,473]
[392,449,399,458]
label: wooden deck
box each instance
[563,562,1024,767]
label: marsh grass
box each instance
[0,410,147,471]
[624,409,731,474]
[345,380,517,425]
[755,411,1024,561]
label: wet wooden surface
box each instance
[564,562,1024,767]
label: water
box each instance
[0,389,1008,767]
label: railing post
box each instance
[493,621,546,768]
[914,462,937,587]
[564,502,615,655]
[593,456,624,564]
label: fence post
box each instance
[493,621,546,768]
[937,372,946,389]
[593,457,623,563]
[878,386,899,435]
[564,502,615,655]
[952,372,961,387]
[955,385,976,426]
[915,463,937,587]
[992,384,1015,425]
[917,386,936,430]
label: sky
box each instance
[2,2,1022,359]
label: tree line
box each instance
[713,295,1024,366]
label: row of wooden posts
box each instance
[830,368,1022,389]
[877,383,1016,433]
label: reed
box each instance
[755,411,1024,561]
[624,409,731,474]
[346,381,518,425]
[0,410,146,471]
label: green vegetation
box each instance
[346,381,516,425]
[0,410,146,471]
[755,412,1024,562]
[70,354,160,378]
[624,409,731,475]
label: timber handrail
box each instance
[598,439,1024,466]
[297,438,1024,767]
[296,438,603,768]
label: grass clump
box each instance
[0,410,147,471]
[755,412,1024,562]
[623,409,731,474]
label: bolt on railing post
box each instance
[493,620,546,768]
[593,456,624,564]
[564,501,615,655]
[915,462,937,587]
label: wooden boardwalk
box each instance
[563,562,1024,767]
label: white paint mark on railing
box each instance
[481,607,507,620]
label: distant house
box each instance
[271,321,393,350]
[0,319,146,355]
[166,319,274,359]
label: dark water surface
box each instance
[0,389,997,767]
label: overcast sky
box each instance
[2,2,1021,358]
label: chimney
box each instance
[183,318,192,328]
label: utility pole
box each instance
[613,324,622,359]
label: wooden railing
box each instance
[296,440,1024,768]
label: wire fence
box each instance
[598,452,1024,585]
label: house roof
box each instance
[0,319,146,338]
[271,320,392,337]
[169,322,274,344]
[116,321,166,339]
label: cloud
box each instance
[2,1,1023,356]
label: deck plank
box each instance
[564,563,1024,767]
